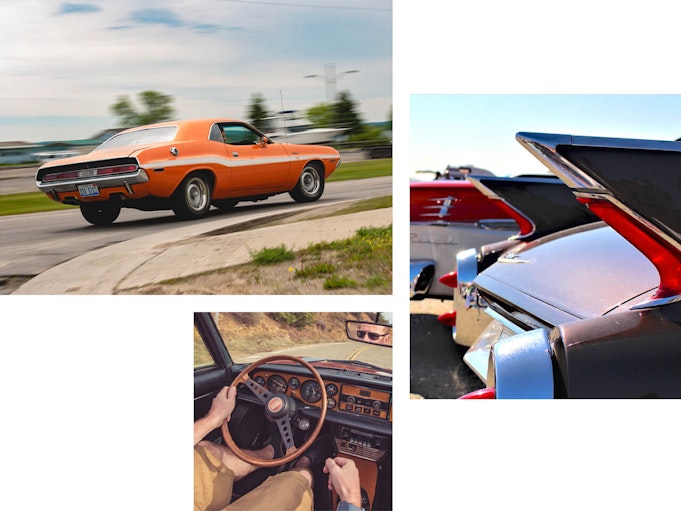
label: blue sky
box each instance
[0,0,391,141]
[410,95,681,177]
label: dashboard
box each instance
[250,368,392,422]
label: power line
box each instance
[220,0,391,12]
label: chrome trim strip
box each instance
[631,294,681,310]
[516,133,604,190]
[491,328,554,399]
[485,308,524,335]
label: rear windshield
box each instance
[95,126,178,151]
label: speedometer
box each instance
[300,380,322,403]
[266,374,287,394]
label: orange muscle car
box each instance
[36,118,341,225]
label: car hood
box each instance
[475,222,658,323]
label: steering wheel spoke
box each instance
[242,375,271,405]
[273,417,297,454]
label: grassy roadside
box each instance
[0,158,391,217]
[0,193,76,216]
[119,224,392,295]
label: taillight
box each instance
[42,164,137,182]
[438,271,457,288]
[578,196,681,301]
[437,310,457,327]
[491,200,534,236]
[459,388,496,399]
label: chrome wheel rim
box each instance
[300,167,321,196]
[186,177,209,211]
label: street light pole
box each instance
[304,63,359,103]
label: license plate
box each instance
[78,184,99,197]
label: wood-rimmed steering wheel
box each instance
[221,355,328,467]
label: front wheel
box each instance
[172,173,212,220]
[80,202,121,225]
[289,163,324,203]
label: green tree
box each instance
[109,90,176,127]
[334,90,362,134]
[306,102,335,128]
[246,93,270,130]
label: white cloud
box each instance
[0,0,391,140]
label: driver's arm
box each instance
[324,457,363,509]
[194,386,237,446]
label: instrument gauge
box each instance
[327,397,336,409]
[300,380,322,403]
[253,375,266,387]
[288,377,300,390]
[266,374,288,394]
[325,383,338,396]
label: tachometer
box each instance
[266,374,288,394]
[300,380,322,403]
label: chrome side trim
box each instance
[490,328,554,399]
[516,133,604,190]
[410,260,436,300]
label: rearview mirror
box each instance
[346,320,392,347]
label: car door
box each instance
[194,313,236,440]
[221,123,292,192]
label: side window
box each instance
[209,124,225,143]
[194,326,216,369]
[222,124,261,145]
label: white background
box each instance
[3,1,681,509]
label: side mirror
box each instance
[259,136,269,147]
[346,320,392,347]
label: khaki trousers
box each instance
[194,444,313,511]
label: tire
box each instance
[79,202,121,226]
[289,163,324,203]
[212,199,239,211]
[172,173,212,220]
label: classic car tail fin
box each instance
[467,175,597,240]
[517,132,681,306]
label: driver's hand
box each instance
[323,457,362,508]
[206,386,237,428]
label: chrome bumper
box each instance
[36,168,149,194]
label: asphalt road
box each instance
[0,176,392,294]
[410,299,484,399]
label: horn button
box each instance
[265,394,295,419]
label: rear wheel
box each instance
[79,202,121,226]
[172,173,212,220]
[289,163,324,203]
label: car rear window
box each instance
[95,126,178,151]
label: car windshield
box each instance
[196,312,392,371]
[94,126,178,150]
